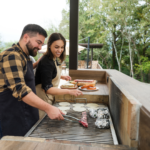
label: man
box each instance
[0,24,64,138]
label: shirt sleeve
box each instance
[40,59,55,92]
[1,52,32,100]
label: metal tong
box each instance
[63,115,80,123]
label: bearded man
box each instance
[0,24,64,138]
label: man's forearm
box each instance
[22,91,64,120]
[22,91,50,112]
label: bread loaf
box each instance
[76,80,96,86]
[61,83,75,88]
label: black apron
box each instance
[0,60,39,138]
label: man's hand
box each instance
[45,105,64,120]
[68,89,83,97]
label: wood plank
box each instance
[80,146,100,150]
[69,70,106,83]
[55,95,109,104]
[1,136,45,142]
[0,141,15,150]
[80,145,130,150]
[55,97,109,104]
[106,69,150,112]
[138,107,150,150]
[103,84,109,95]
[35,141,79,150]
[46,139,91,146]
[109,77,140,148]
[10,141,38,150]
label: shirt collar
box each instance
[53,58,60,66]
[12,43,30,60]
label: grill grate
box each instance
[26,103,116,144]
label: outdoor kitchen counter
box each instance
[0,136,131,150]
[56,82,109,104]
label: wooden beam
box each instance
[69,0,79,70]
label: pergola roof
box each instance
[78,43,103,48]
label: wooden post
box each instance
[69,0,79,70]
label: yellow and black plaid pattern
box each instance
[0,44,32,100]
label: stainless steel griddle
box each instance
[25,103,118,145]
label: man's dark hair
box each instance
[20,24,47,39]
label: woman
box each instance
[35,33,83,118]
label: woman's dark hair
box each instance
[45,33,66,62]
[20,24,47,39]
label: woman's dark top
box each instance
[35,55,59,92]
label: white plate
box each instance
[79,86,99,91]
[73,107,86,112]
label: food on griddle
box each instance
[97,108,109,119]
[61,110,67,115]
[95,118,110,129]
[86,103,99,108]
[79,112,88,128]
[73,107,86,112]
[87,107,97,111]
[72,103,85,107]
[59,102,70,106]
[89,109,98,118]
[58,107,70,111]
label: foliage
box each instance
[57,0,150,83]
[45,24,59,43]
[135,56,150,74]
[0,0,150,83]
[58,9,70,40]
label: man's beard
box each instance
[26,41,39,57]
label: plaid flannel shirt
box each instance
[0,43,32,101]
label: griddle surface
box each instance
[28,103,114,144]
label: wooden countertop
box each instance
[58,79,109,96]
[0,136,131,150]
[79,83,109,95]
[105,69,150,112]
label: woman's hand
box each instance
[61,75,71,81]
[68,89,83,97]
[33,55,43,69]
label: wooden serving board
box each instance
[60,85,78,89]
